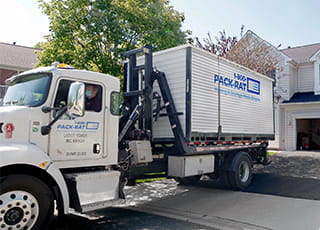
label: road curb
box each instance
[127,204,272,230]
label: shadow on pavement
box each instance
[50,207,215,230]
[196,173,320,201]
[244,173,320,200]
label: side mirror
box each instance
[68,82,85,117]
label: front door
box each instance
[49,79,105,161]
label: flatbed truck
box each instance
[0,45,273,229]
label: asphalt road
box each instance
[51,172,320,230]
[245,173,320,200]
[197,173,320,201]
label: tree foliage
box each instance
[226,31,282,78]
[195,28,242,57]
[195,26,281,78]
[37,0,187,76]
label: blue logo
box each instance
[57,121,100,132]
[214,73,260,96]
[247,78,260,95]
[86,122,99,130]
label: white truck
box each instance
[0,45,274,230]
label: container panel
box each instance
[138,45,274,141]
[191,47,274,136]
[144,47,188,139]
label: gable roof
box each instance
[233,30,291,60]
[0,42,39,70]
[281,43,320,64]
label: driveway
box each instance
[53,151,320,230]
[129,151,320,230]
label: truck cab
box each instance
[0,64,122,230]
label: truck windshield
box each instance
[3,73,51,107]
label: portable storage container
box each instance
[139,45,274,142]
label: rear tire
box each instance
[218,171,232,189]
[0,174,54,230]
[228,153,253,190]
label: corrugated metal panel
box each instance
[191,47,274,135]
[148,46,187,138]
[138,45,274,140]
[297,64,314,92]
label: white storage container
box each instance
[139,45,274,142]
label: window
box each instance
[3,73,51,106]
[54,79,73,108]
[110,91,120,115]
[85,84,102,112]
[54,79,103,113]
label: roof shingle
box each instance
[0,42,39,69]
[281,43,320,64]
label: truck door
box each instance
[49,79,105,161]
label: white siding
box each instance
[297,64,314,92]
[276,62,290,101]
[191,47,274,135]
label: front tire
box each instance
[0,174,54,230]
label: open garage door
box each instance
[296,119,320,150]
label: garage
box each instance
[296,119,320,150]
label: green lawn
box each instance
[267,150,278,156]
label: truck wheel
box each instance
[0,175,54,230]
[228,153,252,190]
[176,175,201,185]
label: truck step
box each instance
[80,198,125,213]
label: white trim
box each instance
[310,48,320,61]
[314,60,320,94]
[281,101,320,106]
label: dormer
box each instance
[281,43,320,96]
[310,47,320,95]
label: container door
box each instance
[49,79,105,161]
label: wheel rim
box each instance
[0,191,39,230]
[239,161,250,183]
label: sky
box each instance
[0,0,319,49]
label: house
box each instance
[233,31,320,150]
[0,42,39,98]
[278,43,320,150]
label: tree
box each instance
[37,0,188,76]
[226,31,282,78]
[195,26,281,78]
[195,28,242,57]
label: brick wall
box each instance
[0,69,19,85]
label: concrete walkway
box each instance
[277,150,320,158]
[130,184,320,230]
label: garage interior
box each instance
[296,119,320,150]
